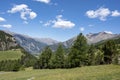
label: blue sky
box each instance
[0,0,120,41]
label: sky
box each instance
[0,0,120,41]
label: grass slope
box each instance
[0,65,120,80]
[0,50,23,61]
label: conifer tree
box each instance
[68,33,88,67]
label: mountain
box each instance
[34,38,59,45]
[86,31,120,44]
[3,30,120,54]
[0,30,19,51]
[62,31,120,48]
[4,30,59,54]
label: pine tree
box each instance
[87,45,96,65]
[103,40,118,64]
[49,44,65,68]
[68,33,88,67]
[38,46,52,69]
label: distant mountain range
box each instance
[2,30,120,54]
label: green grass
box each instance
[0,50,23,61]
[0,65,120,80]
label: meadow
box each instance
[0,50,23,61]
[0,65,120,80]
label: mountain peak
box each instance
[103,31,113,34]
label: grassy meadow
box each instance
[0,65,120,80]
[0,50,23,61]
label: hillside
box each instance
[0,30,24,61]
[0,65,120,80]
[0,30,19,50]
[0,50,23,61]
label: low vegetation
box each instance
[0,50,23,61]
[0,65,120,80]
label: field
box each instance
[0,50,23,61]
[0,65,120,80]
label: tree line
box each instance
[33,33,120,69]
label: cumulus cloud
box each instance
[0,24,12,28]
[53,15,75,29]
[86,7,111,21]
[111,10,120,17]
[80,27,84,32]
[34,0,50,4]
[86,7,120,21]
[44,15,75,29]
[29,12,37,19]
[0,17,6,22]
[8,4,37,20]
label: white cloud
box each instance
[8,4,28,13]
[29,12,37,19]
[0,24,12,28]
[86,7,120,21]
[34,0,50,4]
[44,15,75,29]
[80,27,84,32]
[8,4,37,20]
[111,10,120,17]
[0,17,6,22]
[104,31,113,34]
[86,7,111,21]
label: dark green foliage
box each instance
[87,45,96,65]
[68,33,88,67]
[87,45,104,65]
[33,46,52,69]
[0,60,21,71]
[20,50,37,67]
[49,44,65,68]
[0,49,37,71]
[102,40,118,64]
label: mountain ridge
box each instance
[2,30,120,54]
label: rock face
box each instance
[0,30,18,51]
[13,34,48,54]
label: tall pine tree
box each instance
[38,46,52,69]
[49,44,65,68]
[68,33,88,67]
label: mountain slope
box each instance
[3,30,120,54]
[62,32,120,48]
[0,30,24,61]
[0,30,19,50]
[86,32,120,44]
[13,34,48,54]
